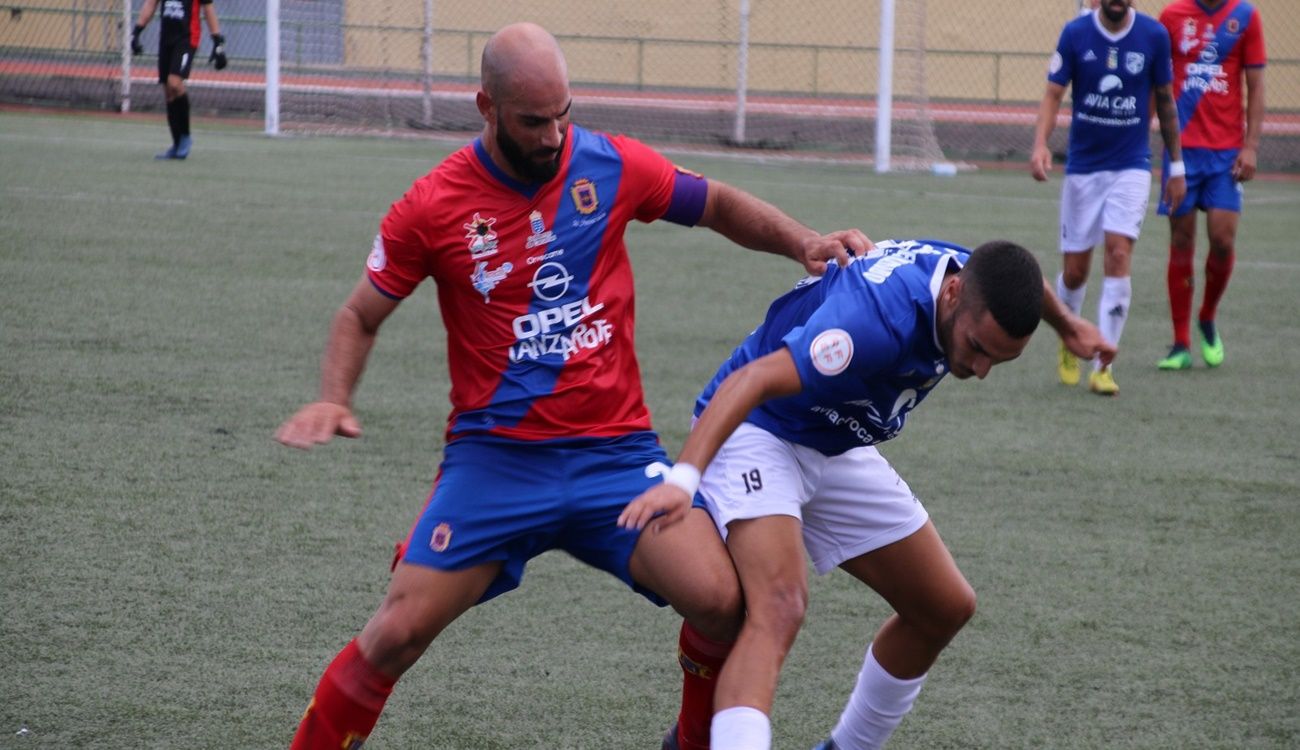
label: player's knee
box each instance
[909,583,976,647]
[1207,234,1235,259]
[1061,267,1088,290]
[686,577,744,642]
[747,578,809,647]
[360,598,443,675]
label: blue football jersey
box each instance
[1047,11,1173,174]
[695,239,967,456]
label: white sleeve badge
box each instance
[810,329,854,376]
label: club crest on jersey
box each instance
[471,260,513,303]
[810,329,853,376]
[1106,46,1118,70]
[463,213,499,259]
[525,210,558,249]
[430,522,453,553]
[1227,18,1239,34]
[1125,52,1144,75]
[570,178,598,215]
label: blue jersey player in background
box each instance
[621,240,1115,750]
[1030,0,1183,396]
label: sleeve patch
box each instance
[367,234,387,272]
[810,329,854,376]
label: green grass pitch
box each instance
[2,110,1298,748]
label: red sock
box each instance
[1167,245,1195,348]
[290,639,397,750]
[674,621,733,750]
[1199,251,1235,324]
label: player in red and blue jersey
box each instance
[620,241,1114,749]
[1156,0,1267,371]
[276,23,870,750]
[1031,0,1183,396]
[130,0,227,160]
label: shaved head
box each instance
[476,23,573,183]
[481,22,568,102]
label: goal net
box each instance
[6,2,1295,170]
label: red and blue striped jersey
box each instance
[1160,0,1266,151]
[367,124,708,443]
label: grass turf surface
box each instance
[1,111,1298,748]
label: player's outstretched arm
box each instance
[618,349,803,532]
[275,276,399,450]
[1030,82,1066,182]
[697,179,872,275]
[1040,278,1116,367]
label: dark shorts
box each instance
[157,39,195,84]
[400,431,680,605]
[1159,147,1243,217]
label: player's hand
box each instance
[130,25,144,56]
[1232,146,1257,182]
[1061,315,1117,368]
[1030,145,1053,182]
[209,33,228,70]
[617,483,693,533]
[798,229,873,275]
[274,401,361,450]
[1162,175,1187,213]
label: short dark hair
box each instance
[960,241,1043,339]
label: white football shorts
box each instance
[698,422,929,575]
[1059,168,1151,253]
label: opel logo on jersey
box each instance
[528,262,573,301]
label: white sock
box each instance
[829,645,927,750]
[711,706,771,750]
[1096,275,1131,371]
[1056,271,1086,316]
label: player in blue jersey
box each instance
[1031,0,1184,396]
[621,240,1115,750]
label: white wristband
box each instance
[664,462,701,497]
[1167,160,1186,178]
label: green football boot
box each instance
[1157,345,1193,371]
[1199,321,1224,368]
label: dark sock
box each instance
[175,94,190,138]
[165,98,182,146]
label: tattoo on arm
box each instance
[1155,87,1182,160]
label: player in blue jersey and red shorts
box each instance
[621,240,1116,749]
[275,23,871,750]
[130,0,227,160]
[1031,0,1184,396]
[1156,0,1267,371]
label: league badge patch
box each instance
[810,329,853,377]
[367,234,386,272]
[570,178,598,215]
[463,213,499,259]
